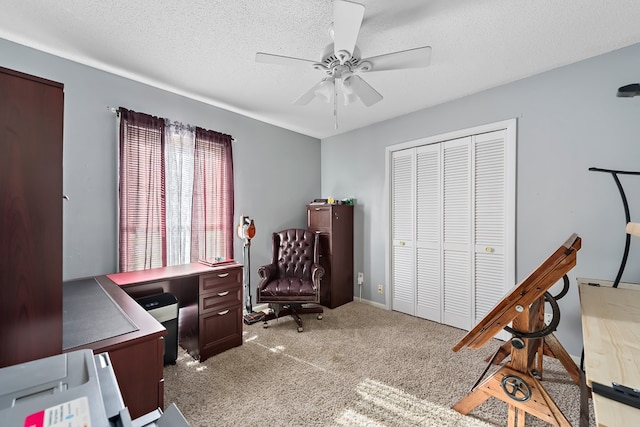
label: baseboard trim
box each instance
[354,298,387,310]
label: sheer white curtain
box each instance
[164,122,195,266]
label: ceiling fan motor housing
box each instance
[315,44,372,78]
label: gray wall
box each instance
[0,38,321,292]
[321,43,640,356]
[4,34,640,357]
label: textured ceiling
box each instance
[2,0,640,139]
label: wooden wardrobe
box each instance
[0,66,64,368]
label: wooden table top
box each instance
[107,261,241,286]
[580,282,640,426]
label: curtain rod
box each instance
[106,106,235,141]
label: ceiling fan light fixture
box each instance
[342,75,358,105]
[315,77,335,103]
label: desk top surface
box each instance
[63,276,165,352]
[63,278,138,349]
[580,282,640,425]
[107,261,241,286]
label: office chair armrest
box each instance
[311,263,325,284]
[257,263,278,283]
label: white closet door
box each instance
[473,130,509,326]
[387,119,515,334]
[415,144,441,321]
[391,149,415,315]
[442,137,472,330]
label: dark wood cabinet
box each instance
[0,66,64,368]
[307,204,354,308]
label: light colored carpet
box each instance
[164,301,594,426]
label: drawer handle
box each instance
[217,272,229,278]
[217,291,229,297]
[217,310,230,316]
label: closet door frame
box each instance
[384,119,516,325]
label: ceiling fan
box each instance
[256,0,432,126]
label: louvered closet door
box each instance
[415,144,441,321]
[388,121,514,332]
[391,149,415,315]
[473,130,508,326]
[442,137,472,330]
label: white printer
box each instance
[0,349,188,427]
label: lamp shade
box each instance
[342,75,358,105]
[314,77,334,103]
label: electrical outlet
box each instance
[377,284,384,294]
[544,312,553,324]
[357,272,364,285]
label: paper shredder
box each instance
[136,293,179,365]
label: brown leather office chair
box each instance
[256,228,324,332]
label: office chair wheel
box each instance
[263,322,269,329]
[317,314,323,320]
[297,326,304,333]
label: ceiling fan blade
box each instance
[293,83,322,106]
[346,75,383,107]
[333,0,365,59]
[292,79,334,105]
[360,46,432,72]
[256,52,316,68]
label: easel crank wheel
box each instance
[501,375,532,402]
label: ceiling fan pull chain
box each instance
[334,80,339,129]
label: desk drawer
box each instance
[199,286,241,314]
[307,205,331,232]
[199,267,242,293]
[199,267,242,315]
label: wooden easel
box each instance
[452,234,581,426]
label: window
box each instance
[118,108,234,272]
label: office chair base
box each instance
[261,303,323,332]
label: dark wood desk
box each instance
[63,277,165,419]
[106,262,243,362]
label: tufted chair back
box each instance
[257,228,324,304]
[274,229,318,280]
